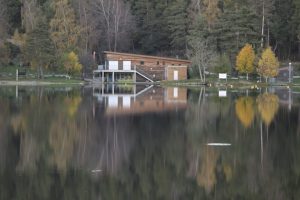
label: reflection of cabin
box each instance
[93,51,191,83]
[93,85,187,116]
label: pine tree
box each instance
[236,43,256,79]
[165,0,188,52]
[257,47,279,82]
[24,19,55,78]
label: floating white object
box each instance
[207,143,231,146]
[91,169,102,173]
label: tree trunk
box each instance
[198,65,203,82]
[261,0,265,48]
[246,73,249,80]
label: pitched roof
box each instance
[103,51,191,64]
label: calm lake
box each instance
[0,85,299,199]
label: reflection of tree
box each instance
[197,147,218,193]
[235,96,255,128]
[257,93,279,126]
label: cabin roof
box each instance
[103,51,191,64]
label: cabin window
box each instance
[157,61,159,65]
[179,64,181,66]
[140,61,144,65]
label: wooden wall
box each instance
[166,66,187,81]
[104,52,190,81]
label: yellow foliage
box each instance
[64,96,82,117]
[64,51,82,75]
[257,93,279,126]
[257,47,279,78]
[197,147,218,193]
[235,96,255,128]
[236,43,255,74]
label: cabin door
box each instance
[174,70,178,80]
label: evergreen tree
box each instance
[213,7,260,61]
[24,20,55,78]
[165,0,188,52]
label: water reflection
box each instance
[0,86,300,199]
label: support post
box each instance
[289,62,292,83]
[112,72,115,83]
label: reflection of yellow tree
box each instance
[257,93,279,126]
[49,96,82,173]
[235,96,255,128]
[197,147,218,193]
[64,96,82,117]
[49,115,79,173]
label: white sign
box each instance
[108,61,118,70]
[123,61,131,70]
[219,90,227,97]
[219,73,227,79]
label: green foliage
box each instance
[213,54,231,73]
[24,19,55,78]
[165,0,189,51]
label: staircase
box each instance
[135,67,154,82]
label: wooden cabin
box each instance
[93,51,191,82]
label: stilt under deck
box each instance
[93,69,153,83]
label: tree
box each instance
[213,6,260,61]
[236,43,256,80]
[257,47,279,82]
[188,38,216,82]
[21,0,41,33]
[89,0,135,52]
[203,0,220,31]
[50,0,81,53]
[24,20,55,78]
[165,0,189,52]
[63,51,82,75]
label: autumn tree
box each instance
[203,0,220,31]
[50,0,81,53]
[236,43,256,80]
[235,96,255,128]
[63,51,82,75]
[257,47,279,82]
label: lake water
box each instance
[0,85,299,199]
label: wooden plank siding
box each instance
[166,66,187,81]
[104,51,191,81]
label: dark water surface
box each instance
[0,85,299,199]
